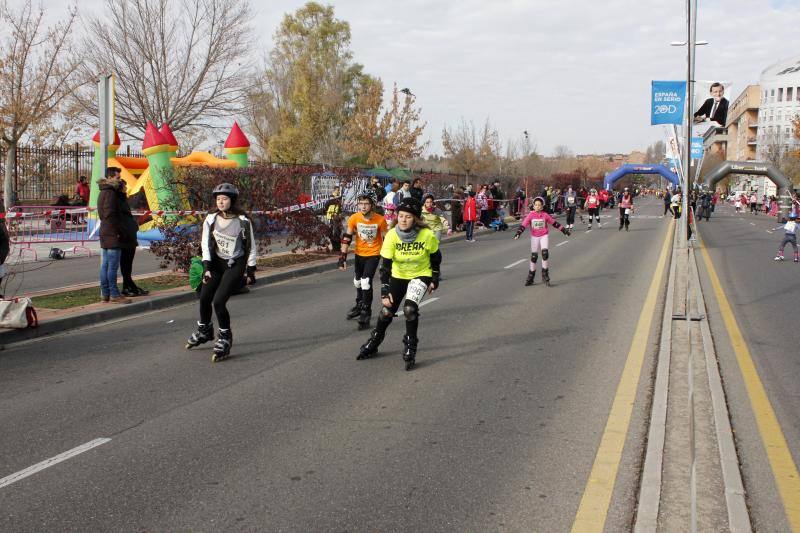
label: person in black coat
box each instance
[694,82,729,126]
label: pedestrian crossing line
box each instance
[699,238,800,531]
[571,220,674,533]
[396,297,439,317]
[556,241,569,247]
[0,438,111,489]
[504,259,527,269]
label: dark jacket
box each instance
[97,177,138,249]
[410,186,424,202]
[694,97,729,125]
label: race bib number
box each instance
[588,199,597,207]
[567,196,575,205]
[213,230,237,257]
[624,208,632,215]
[532,219,546,230]
[357,222,378,243]
[405,279,428,304]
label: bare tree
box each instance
[0,1,83,208]
[441,118,499,178]
[76,0,253,140]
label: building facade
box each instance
[726,84,760,162]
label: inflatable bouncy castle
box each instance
[88,121,251,240]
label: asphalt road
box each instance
[1,199,671,532]
[695,203,800,532]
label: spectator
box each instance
[370,176,386,204]
[75,175,90,205]
[395,180,412,203]
[513,187,526,217]
[385,178,397,195]
[117,179,148,297]
[749,192,758,214]
[324,186,343,252]
[463,190,477,241]
[410,178,424,202]
[663,188,672,216]
[476,185,490,227]
[451,186,465,231]
[489,180,501,219]
[97,167,134,304]
[384,181,399,210]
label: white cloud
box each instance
[32,0,800,155]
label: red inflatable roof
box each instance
[159,123,179,147]
[224,122,250,149]
[92,128,120,145]
[142,121,168,149]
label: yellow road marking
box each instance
[571,221,674,532]
[698,237,800,531]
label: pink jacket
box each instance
[520,210,556,237]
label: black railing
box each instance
[0,144,144,204]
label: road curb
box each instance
[635,221,679,532]
[0,226,504,346]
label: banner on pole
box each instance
[691,137,704,159]
[651,81,687,125]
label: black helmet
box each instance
[397,197,422,218]
[357,190,377,205]
[212,182,239,199]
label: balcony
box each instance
[748,123,758,129]
[747,137,757,145]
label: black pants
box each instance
[353,255,380,309]
[664,203,671,216]
[619,207,630,229]
[120,247,136,289]
[199,256,246,330]
[566,206,576,226]
[375,276,432,339]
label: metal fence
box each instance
[0,144,144,204]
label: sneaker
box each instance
[774,256,784,261]
[100,295,110,303]
[109,295,132,304]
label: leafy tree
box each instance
[340,80,426,167]
[248,2,373,164]
[441,118,500,178]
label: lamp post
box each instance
[670,6,708,249]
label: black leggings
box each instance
[566,206,576,225]
[619,207,630,229]
[375,276,432,339]
[120,247,136,288]
[354,255,380,308]
[199,256,246,330]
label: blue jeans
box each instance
[465,221,474,240]
[100,248,122,297]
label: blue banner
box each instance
[691,137,704,159]
[651,81,687,125]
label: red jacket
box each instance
[463,197,477,221]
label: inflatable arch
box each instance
[603,164,680,190]
[702,160,794,215]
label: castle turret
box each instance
[143,121,176,209]
[224,122,250,168]
[159,123,179,154]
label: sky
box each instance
[35,0,800,156]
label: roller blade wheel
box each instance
[402,335,417,371]
[212,330,232,362]
[186,324,214,350]
[357,307,371,330]
[525,271,535,286]
[542,268,551,287]
[357,329,384,360]
[346,304,362,320]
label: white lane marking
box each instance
[504,259,527,269]
[587,229,593,233]
[557,241,569,247]
[750,222,756,226]
[0,438,111,489]
[396,297,439,317]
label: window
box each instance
[778,88,783,101]
[777,110,782,121]
[797,87,800,101]
[787,127,792,135]
[788,87,794,101]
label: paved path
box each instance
[2,198,672,531]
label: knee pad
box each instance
[541,249,549,261]
[360,277,370,290]
[403,301,419,322]
[530,252,538,264]
[353,277,362,288]
[379,306,394,320]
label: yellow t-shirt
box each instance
[347,212,387,257]
[380,227,439,279]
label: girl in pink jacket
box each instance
[514,196,570,286]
